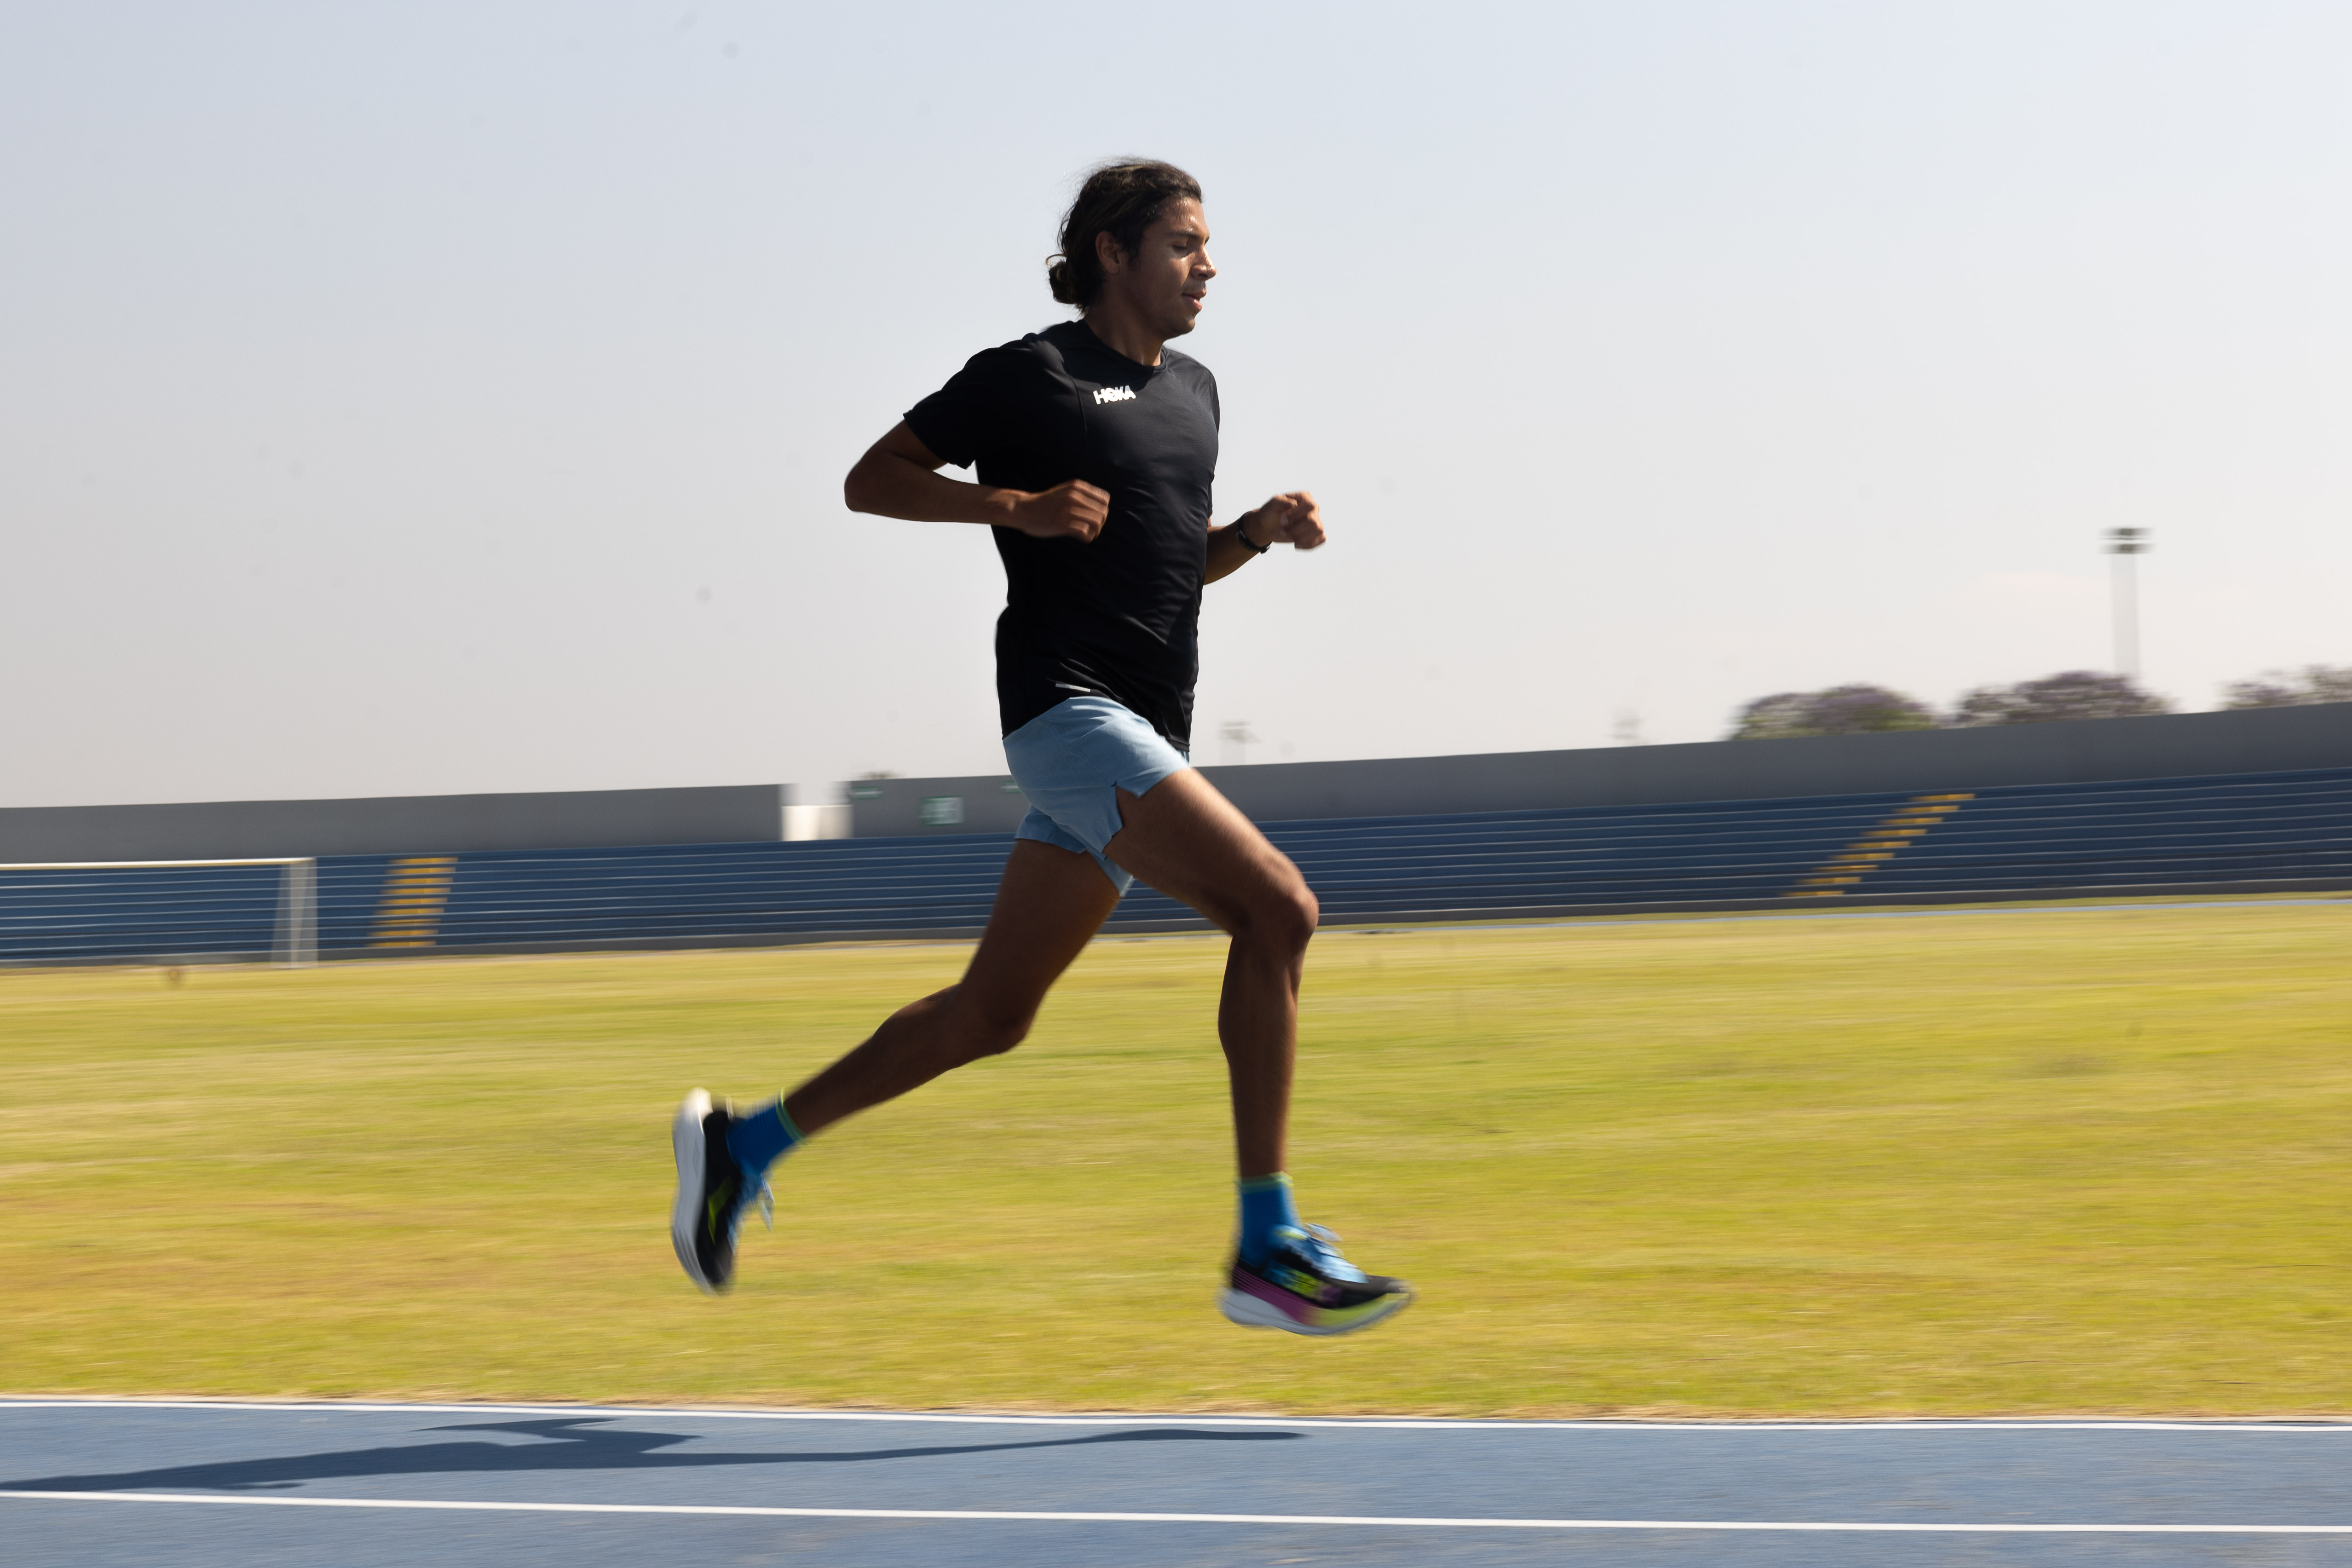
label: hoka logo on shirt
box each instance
[1092,385,1136,405]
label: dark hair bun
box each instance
[1046,257,1076,306]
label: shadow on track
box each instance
[8,1416,1302,1493]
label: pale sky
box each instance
[5,2,2348,807]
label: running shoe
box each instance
[1221,1223,1413,1336]
[671,1089,770,1294]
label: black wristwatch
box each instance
[1232,516,1272,554]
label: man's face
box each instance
[1099,197,1215,339]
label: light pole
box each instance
[2105,526,2150,680]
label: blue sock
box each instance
[1237,1173,1302,1264]
[725,1098,803,1179]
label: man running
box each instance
[673,159,1410,1337]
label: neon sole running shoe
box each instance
[670,1090,769,1294]
[1220,1223,1413,1337]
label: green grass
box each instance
[6,899,2351,1416]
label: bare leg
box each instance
[780,839,1120,1137]
[1101,769,1318,1179]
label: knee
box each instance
[1286,885,1322,950]
[925,983,1036,1061]
[1239,880,1318,957]
[963,1006,1034,1060]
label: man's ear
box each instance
[1094,229,1127,278]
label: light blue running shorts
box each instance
[1003,695,1191,895]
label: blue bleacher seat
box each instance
[5,767,2348,962]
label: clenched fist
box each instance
[1241,492,1326,551]
[1010,479,1111,542]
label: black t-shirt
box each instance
[905,318,1220,750]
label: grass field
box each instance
[6,899,2351,1417]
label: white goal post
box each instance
[0,857,317,967]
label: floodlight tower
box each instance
[2105,527,2150,680]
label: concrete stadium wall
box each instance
[6,703,2346,859]
[843,774,1036,837]
[850,702,2352,833]
[0,785,786,862]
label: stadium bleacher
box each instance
[4,765,2347,963]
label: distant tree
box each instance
[1729,684,1939,740]
[1949,670,2171,726]
[2219,665,2352,709]
[1804,685,1941,735]
[1729,693,1815,739]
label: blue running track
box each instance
[8,1400,2352,1567]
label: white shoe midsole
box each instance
[671,1089,713,1291]
[1218,1285,1409,1337]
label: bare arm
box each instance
[1205,491,1327,584]
[844,421,1108,542]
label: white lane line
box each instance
[3,1491,2351,1533]
[5,1400,2350,1433]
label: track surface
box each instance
[8,1401,2352,1565]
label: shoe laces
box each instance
[727,1166,773,1237]
[1280,1222,1367,1284]
[721,1106,775,1234]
